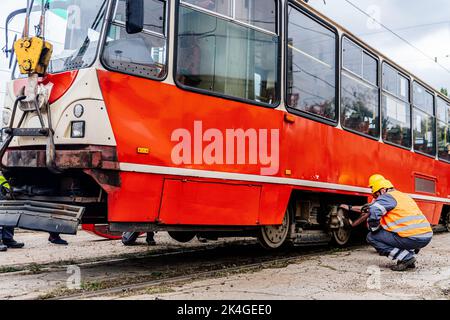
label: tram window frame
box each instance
[100,0,170,81]
[412,81,436,158]
[340,36,380,140]
[285,3,339,126]
[381,62,413,150]
[437,96,450,163]
[174,0,282,108]
[181,0,233,18]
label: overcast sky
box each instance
[308,0,450,93]
[0,0,449,107]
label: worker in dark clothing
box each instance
[0,175,67,248]
[0,176,24,251]
[48,232,68,245]
[341,174,433,271]
[122,232,156,246]
[0,227,25,251]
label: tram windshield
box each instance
[27,0,108,74]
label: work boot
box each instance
[391,257,416,271]
[414,248,421,254]
[48,234,68,245]
[0,241,7,252]
[3,239,24,249]
[146,233,156,246]
[122,232,140,246]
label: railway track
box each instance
[53,226,449,300]
[50,242,363,300]
[6,226,446,300]
[0,239,257,276]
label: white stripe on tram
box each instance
[119,163,450,204]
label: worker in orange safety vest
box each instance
[341,174,433,271]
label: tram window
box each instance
[114,0,165,34]
[176,1,279,105]
[235,0,277,33]
[413,83,434,115]
[413,108,436,156]
[381,63,412,148]
[437,121,450,161]
[437,97,448,122]
[382,63,409,99]
[343,38,362,76]
[342,38,378,84]
[182,0,232,17]
[341,74,379,137]
[382,94,411,148]
[412,82,435,156]
[363,53,377,85]
[437,98,450,161]
[341,38,379,137]
[102,0,168,80]
[399,75,409,101]
[382,64,397,95]
[286,6,337,121]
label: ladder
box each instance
[0,91,58,173]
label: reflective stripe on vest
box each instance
[380,190,432,238]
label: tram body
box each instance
[1,0,449,247]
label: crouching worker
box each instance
[341,174,433,271]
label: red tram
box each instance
[1,0,449,248]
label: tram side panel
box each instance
[99,70,448,227]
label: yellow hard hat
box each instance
[368,174,394,193]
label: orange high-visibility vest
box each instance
[380,190,432,238]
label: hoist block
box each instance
[14,36,53,75]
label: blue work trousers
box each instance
[367,229,432,262]
[0,227,15,242]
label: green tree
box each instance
[441,88,449,97]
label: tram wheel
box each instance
[445,211,450,232]
[257,208,291,250]
[331,209,352,246]
[168,231,196,243]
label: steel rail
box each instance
[52,245,359,300]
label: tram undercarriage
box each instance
[0,149,367,248]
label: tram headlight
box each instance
[73,104,84,118]
[71,121,85,138]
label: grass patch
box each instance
[81,281,105,291]
[0,266,22,274]
[145,286,175,295]
[28,263,43,274]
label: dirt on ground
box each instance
[0,229,212,268]
[0,230,242,299]
[1,230,450,300]
[120,233,450,300]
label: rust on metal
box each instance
[4,145,119,170]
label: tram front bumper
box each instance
[0,200,85,235]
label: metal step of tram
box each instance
[4,127,50,137]
[0,200,85,235]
